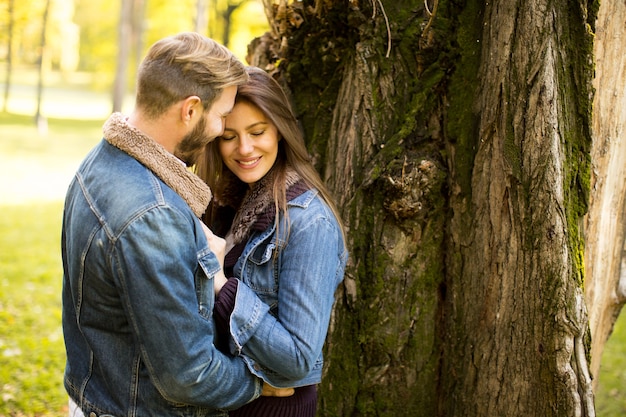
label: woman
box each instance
[197,66,348,416]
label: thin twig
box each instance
[376,0,392,58]
[421,0,438,39]
[424,0,432,16]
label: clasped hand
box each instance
[261,382,294,397]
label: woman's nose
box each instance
[238,136,254,155]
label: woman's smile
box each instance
[236,156,262,167]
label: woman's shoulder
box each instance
[287,188,319,208]
[287,188,336,220]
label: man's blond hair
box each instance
[136,32,248,118]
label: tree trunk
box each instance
[3,0,14,113]
[132,0,147,75]
[112,0,133,113]
[248,1,617,415]
[35,0,51,133]
[222,4,236,48]
[585,0,626,386]
[195,0,209,35]
[442,1,594,415]
[222,1,249,48]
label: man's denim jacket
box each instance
[61,140,265,416]
[227,189,348,388]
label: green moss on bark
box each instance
[444,0,483,197]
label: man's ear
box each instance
[180,96,203,125]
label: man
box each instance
[61,32,283,416]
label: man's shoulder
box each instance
[77,144,193,230]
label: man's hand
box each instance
[261,382,295,397]
[201,222,228,294]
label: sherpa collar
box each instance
[103,112,211,218]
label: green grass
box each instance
[0,112,104,205]
[0,202,67,416]
[0,109,625,415]
[0,112,104,161]
[596,314,626,415]
[1,112,101,416]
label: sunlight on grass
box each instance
[0,112,101,416]
[2,87,120,120]
[0,202,67,416]
[596,312,626,415]
[0,113,102,205]
[0,69,131,120]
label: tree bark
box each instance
[442,1,594,415]
[585,0,626,386]
[248,1,614,415]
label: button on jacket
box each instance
[62,140,264,416]
[226,189,348,388]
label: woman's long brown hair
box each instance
[196,66,346,246]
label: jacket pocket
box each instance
[249,239,276,265]
[195,252,219,320]
[242,239,278,309]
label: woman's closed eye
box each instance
[220,130,264,141]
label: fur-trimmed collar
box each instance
[225,168,303,249]
[103,112,211,218]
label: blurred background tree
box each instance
[1,0,79,76]
[0,0,269,111]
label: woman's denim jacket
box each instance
[226,189,348,388]
[61,141,266,416]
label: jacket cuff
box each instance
[230,282,271,355]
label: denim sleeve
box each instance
[111,205,261,407]
[229,211,344,383]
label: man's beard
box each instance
[174,116,212,166]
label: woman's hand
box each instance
[261,382,295,397]
[201,222,228,294]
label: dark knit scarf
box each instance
[103,112,212,218]
[222,169,309,273]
